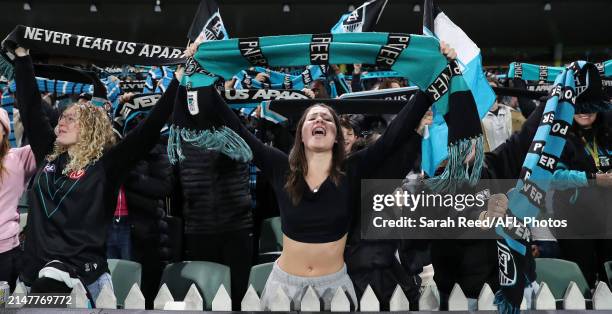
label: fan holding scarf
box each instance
[8,44,182,303]
[173,31,479,310]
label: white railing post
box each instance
[477,283,496,311]
[212,284,232,311]
[448,283,468,311]
[94,283,117,309]
[241,285,262,311]
[153,283,174,310]
[330,287,351,312]
[184,283,203,310]
[69,281,90,309]
[359,284,379,311]
[562,281,586,310]
[418,283,440,310]
[592,281,612,310]
[300,286,321,312]
[123,283,145,310]
[534,282,556,310]
[389,285,410,311]
[269,286,291,311]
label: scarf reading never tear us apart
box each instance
[0,25,186,79]
[173,32,484,191]
[494,61,591,313]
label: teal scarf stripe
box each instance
[187,32,483,191]
[507,62,564,82]
[167,125,253,165]
[596,60,612,77]
[495,61,582,312]
[507,60,611,82]
[233,65,326,90]
[193,33,449,92]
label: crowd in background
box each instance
[0,54,611,310]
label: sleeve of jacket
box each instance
[484,101,546,179]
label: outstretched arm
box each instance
[13,48,55,164]
[103,73,180,182]
[485,101,546,179]
[350,91,431,174]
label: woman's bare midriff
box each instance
[276,234,347,277]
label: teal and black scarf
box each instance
[507,60,612,99]
[1,25,186,80]
[495,61,597,313]
[173,32,484,189]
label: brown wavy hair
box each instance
[47,103,116,174]
[284,104,345,205]
[0,130,9,182]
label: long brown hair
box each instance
[0,131,10,182]
[285,104,346,205]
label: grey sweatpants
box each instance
[260,261,358,311]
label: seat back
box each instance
[535,258,590,300]
[160,261,231,310]
[107,259,142,308]
[248,262,274,296]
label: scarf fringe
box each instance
[425,136,484,193]
[167,125,253,165]
[494,290,521,314]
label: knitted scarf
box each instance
[175,32,483,189]
[112,93,162,138]
[232,65,327,90]
[0,25,186,79]
[143,66,175,93]
[508,60,612,112]
[222,88,309,109]
[119,80,146,93]
[495,61,591,313]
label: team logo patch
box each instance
[43,164,56,173]
[68,169,86,180]
[497,241,517,286]
[187,90,200,115]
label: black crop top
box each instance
[201,87,430,243]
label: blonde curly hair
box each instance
[47,103,116,174]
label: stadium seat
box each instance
[248,262,274,296]
[160,261,231,310]
[535,258,591,300]
[259,217,283,253]
[107,259,142,308]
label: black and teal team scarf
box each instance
[0,25,186,79]
[507,60,612,97]
[112,93,162,138]
[143,66,174,93]
[347,70,403,81]
[495,61,592,313]
[174,32,484,189]
[233,65,327,90]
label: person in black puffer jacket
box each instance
[123,135,177,309]
[179,142,253,309]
